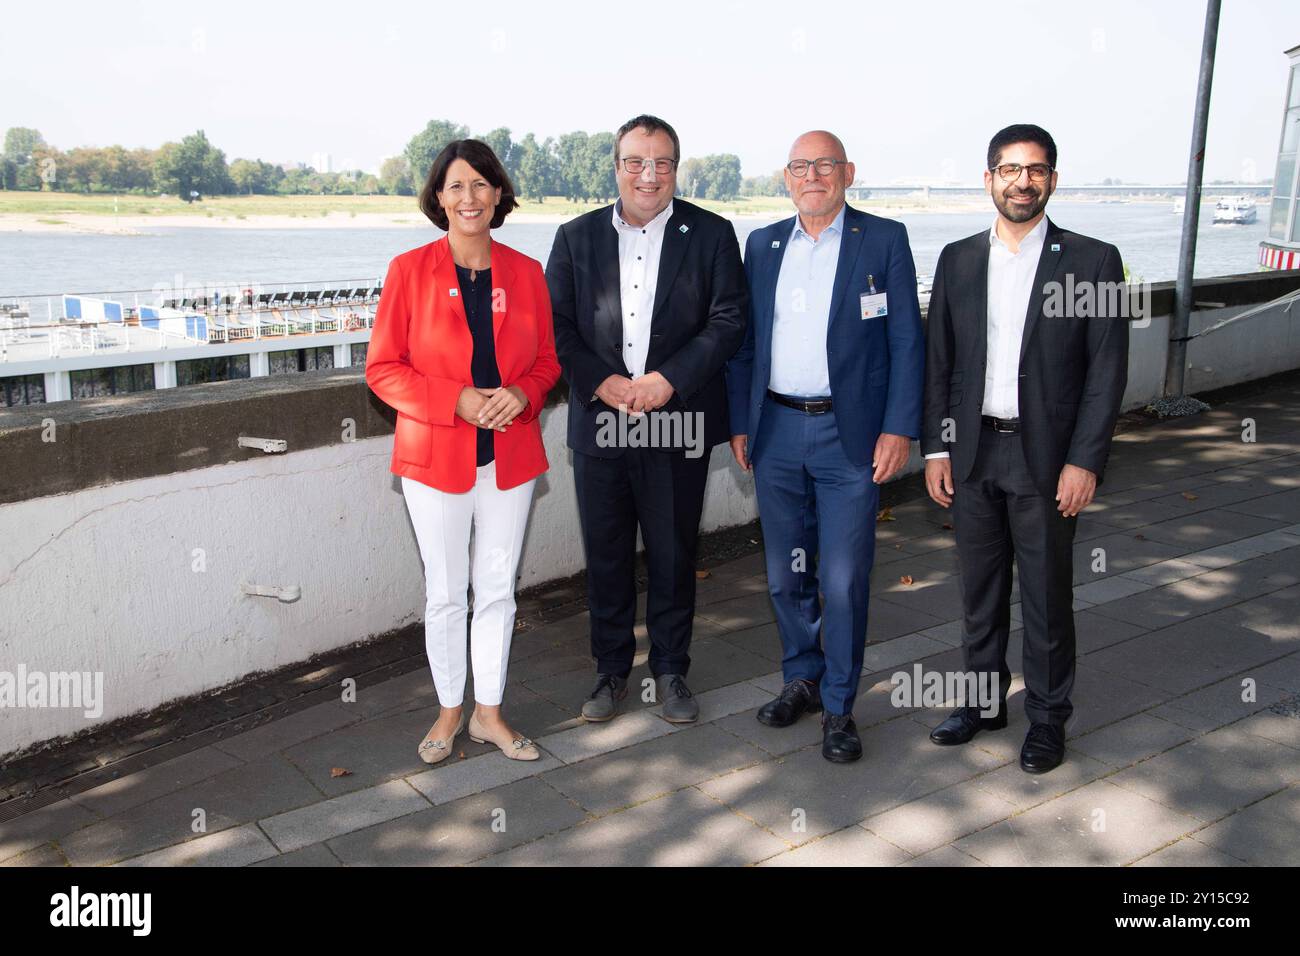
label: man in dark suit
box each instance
[922,124,1129,773]
[546,114,747,724]
[726,130,925,762]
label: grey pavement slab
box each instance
[1068,713,1198,768]
[68,745,244,819]
[1130,838,1250,867]
[116,823,279,867]
[213,701,359,761]
[860,782,1018,856]
[1149,672,1297,731]
[476,786,788,866]
[757,824,911,866]
[1186,785,1300,865]
[537,709,679,765]
[328,777,588,865]
[407,751,564,807]
[898,845,988,866]
[260,778,430,853]
[252,842,343,867]
[954,780,1203,866]
[0,799,98,864]
[541,723,769,815]
[1107,724,1300,823]
[61,753,321,867]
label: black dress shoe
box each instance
[1019,722,1066,774]
[928,705,1009,746]
[756,679,822,728]
[821,713,862,763]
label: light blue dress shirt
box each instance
[768,203,846,397]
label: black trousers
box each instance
[952,426,1078,727]
[573,447,711,678]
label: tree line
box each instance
[1,122,788,203]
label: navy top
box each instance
[456,264,500,467]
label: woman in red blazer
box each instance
[366,139,559,765]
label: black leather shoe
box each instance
[1019,722,1066,774]
[928,704,1009,746]
[821,713,862,763]
[756,679,822,728]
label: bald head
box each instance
[789,130,847,162]
[784,130,855,230]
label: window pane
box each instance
[1275,153,1296,200]
[351,342,368,366]
[1269,196,1293,239]
[1291,65,1300,109]
[1283,109,1300,154]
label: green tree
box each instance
[581,132,617,203]
[152,130,231,200]
[405,119,469,192]
[478,127,517,182]
[515,133,556,202]
[378,155,413,196]
[703,154,742,200]
[3,127,48,190]
[554,131,589,201]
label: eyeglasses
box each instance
[786,157,846,178]
[619,157,676,175]
[992,163,1054,183]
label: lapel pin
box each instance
[771,240,781,248]
[679,224,690,233]
[1051,243,1061,252]
[449,289,459,297]
[851,226,860,232]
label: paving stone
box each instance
[251,842,342,867]
[1069,713,1198,768]
[695,591,777,631]
[973,749,1111,811]
[861,633,951,674]
[1073,611,1149,655]
[917,620,965,647]
[0,799,98,864]
[757,825,910,866]
[329,777,588,865]
[865,596,948,642]
[1187,786,1300,865]
[61,754,321,866]
[714,706,824,757]
[1150,673,1296,731]
[1064,663,1172,736]
[1108,725,1300,822]
[861,782,1018,855]
[1130,838,1249,867]
[1072,575,1153,606]
[475,787,787,866]
[1119,558,1213,588]
[1136,508,1285,550]
[115,823,279,867]
[697,716,1003,843]
[541,723,768,816]
[0,841,67,867]
[68,745,244,818]
[213,701,359,761]
[407,751,563,807]
[260,778,430,853]
[1234,711,1300,750]
[955,780,1202,866]
[536,709,679,765]
[714,622,783,663]
[898,845,988,866]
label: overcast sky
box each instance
[5,0,1298,184]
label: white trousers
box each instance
[401,461,535,707]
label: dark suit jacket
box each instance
[726,204,925,467]
[921,216,1129,500]
[545,198,748,457]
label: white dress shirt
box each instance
[768,203,845,397]
[612,198,673,378]
[925,215,1047,460]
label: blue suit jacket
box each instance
[725,204,925,468]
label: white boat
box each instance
[1212,196,1258,225]
[1172,197,1185,214]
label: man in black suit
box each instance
[922,124,1128,773]
[546,114,748,724]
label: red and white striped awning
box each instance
[1259,242,1300,270]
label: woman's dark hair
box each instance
[418,139,518,230]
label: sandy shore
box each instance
[0,199,1004,236]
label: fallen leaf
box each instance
[876,507,895,523]
[942,522,954,531]
[695,569,711,580]
[1181,491,1199,501]
[330,767,351,778]
[1134,534,1146,541]
[899,575,914,586]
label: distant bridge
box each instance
[846,183,1272,200]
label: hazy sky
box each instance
[5,0,1299,185]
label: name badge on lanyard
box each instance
[860,291,887,319]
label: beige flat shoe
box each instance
[417,713,465,765]
[468,713,540,761]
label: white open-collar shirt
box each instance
[612,197,674,379]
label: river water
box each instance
[0,199,1268,306]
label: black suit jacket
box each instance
[545,198,748,457]
[922,217,1129,500]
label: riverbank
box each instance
[0,190,998,235]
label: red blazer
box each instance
[366,237,561,493]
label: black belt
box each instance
[768,390,833,414]
[981,415,1020,433]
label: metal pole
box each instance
[1166,0,1222,398]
